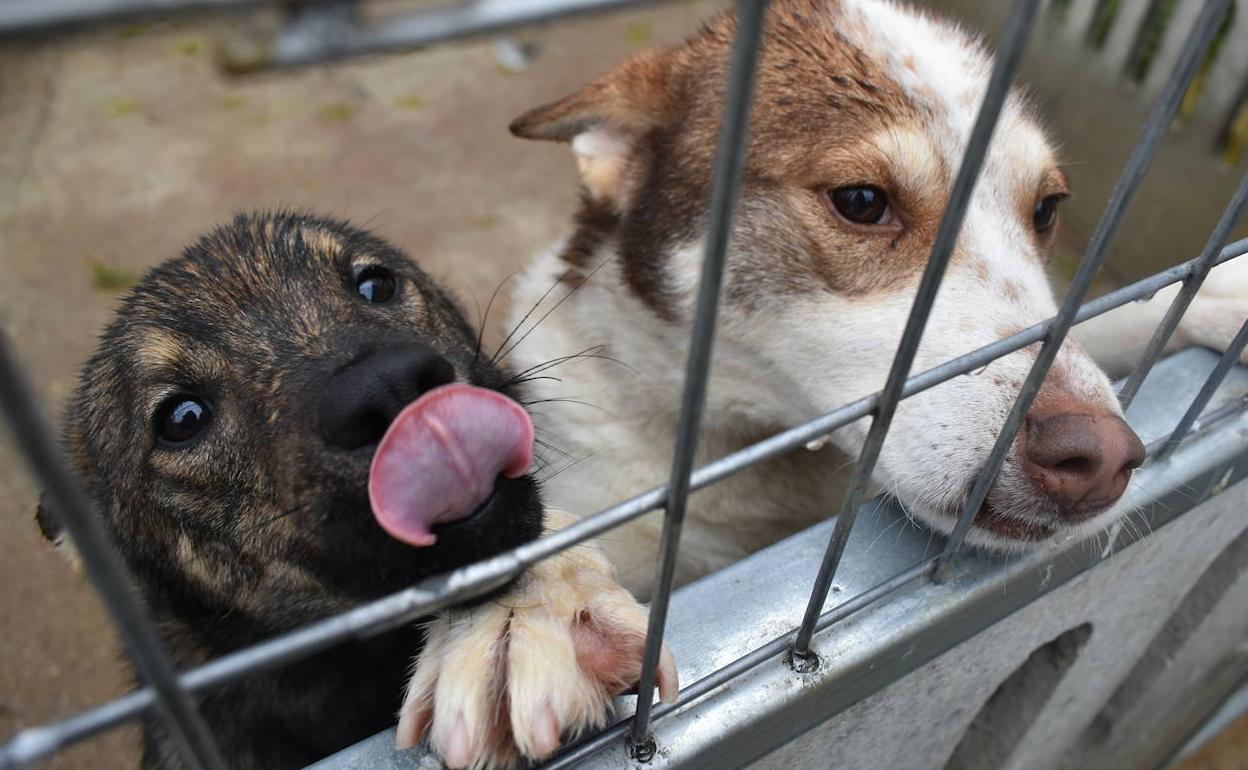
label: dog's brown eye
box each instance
[155,396,212,446]
[829,186,891,225]
[356,266,397,303]
[1033,195,1062,233]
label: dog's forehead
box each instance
[111,215,446,374]
[721,0,1054,189]
[841,0,1054,186]
[132,231,344,343]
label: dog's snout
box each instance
[319,343,456,451]
[1021,411,1145,520]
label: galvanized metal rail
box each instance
[1,0,1247,768]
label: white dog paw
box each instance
[395,512,678,769]
[1175,260,1248,365]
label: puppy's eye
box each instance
[1033,194,1062,233]
[828,186,891,226]
[356,266,397,303]
[155,396,212,446]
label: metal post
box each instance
[626,0,768,758]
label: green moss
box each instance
[317,103,358,123]
[470,214,500,230]
[220,94,246,110]
[117,23,151,39]
[175,38,205,57]
[394,94,424,111]
[1224,103,1248,165]
[89,260,139,292]
[104,98,141,118]
[626,21,654,46]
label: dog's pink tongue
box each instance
[369,384,533,547]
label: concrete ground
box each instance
[0,2,1243,769]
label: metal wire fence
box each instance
[2,0,1248,768]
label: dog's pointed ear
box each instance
[36,494,84,574]
[36,493,63,544]
[509,49,677,141]
[510,49,679,203]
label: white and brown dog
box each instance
[502,0,1248,597]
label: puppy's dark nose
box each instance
[319,344,456,451]
[1021,412,1145,521]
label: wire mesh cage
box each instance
[1,0,1247,768]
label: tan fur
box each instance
[133,328,185,371]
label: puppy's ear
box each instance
[36,494,63,543]
[510,49,679,204]
[36,494,84,574]
[509,49,677,141]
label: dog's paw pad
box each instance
[572,609,678,704]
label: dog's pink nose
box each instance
[1021,411,1145,520]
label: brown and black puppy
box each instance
[37,212,675,769]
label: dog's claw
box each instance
[443,716,472,769]
[657,646,679,704]
[530,703,560,758]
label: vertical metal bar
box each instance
[1117,171,1248,410]
[790,0,1043,660]
[0,334,228,770]
[626,0,767,756]
[1158,317,1248,457]
[933,0,1233,583]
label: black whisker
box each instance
[506,345,608,384]
[503,344,637,388]
[509,375,564,387]
[537,448,606,484]
[491,273,566,367]
[522,397,614,417]
[243,503,310,533]
[533,436,575,461]
[492,257,615,367]
[474,271,520,364]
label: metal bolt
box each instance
[628,735,658,763]
[790,648,820,674]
